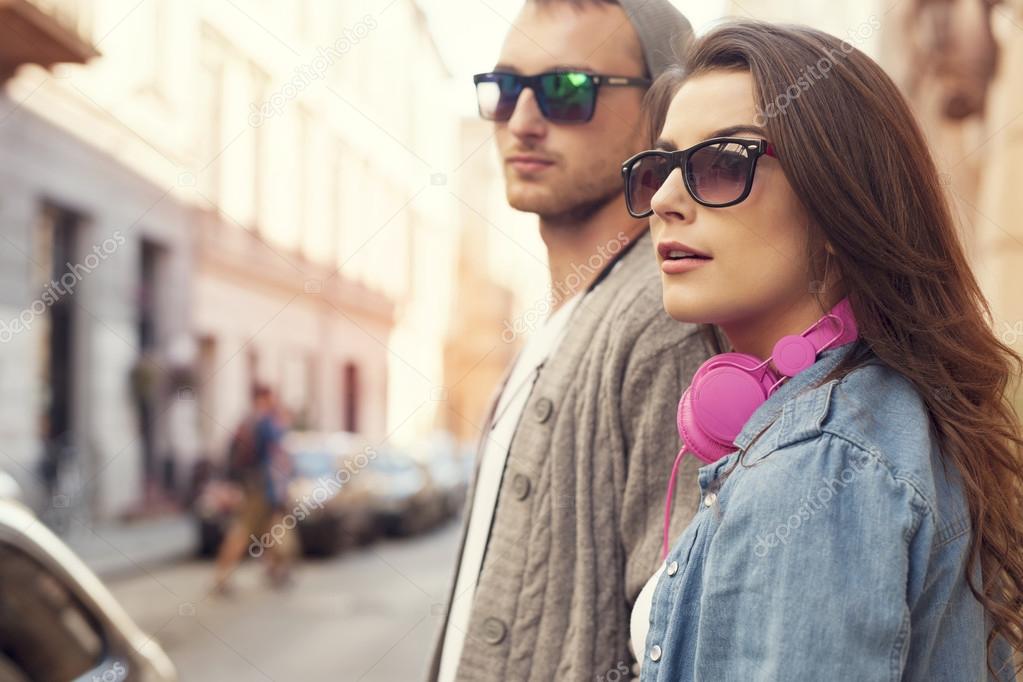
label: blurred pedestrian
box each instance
[212,384,295,594]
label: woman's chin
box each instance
[662,289,709,324]
[663,303,703,324]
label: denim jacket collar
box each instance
[731,340,857,455]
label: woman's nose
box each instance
[650,167,693,222]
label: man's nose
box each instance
[506,87,547,139]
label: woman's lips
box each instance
[657,240,712,275]
[661,257,711,275]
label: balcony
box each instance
[0,0,98,82]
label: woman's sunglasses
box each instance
[473,70,651,123]
[621,137,778,217]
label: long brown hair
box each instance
[646,20,1023,671]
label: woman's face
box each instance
[649,69,825,354]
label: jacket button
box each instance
[533,397,553,423]
[481,617,506,645]
[703,492,717,507]
[512,473,531,500]
[667,560,679,576]
[649,644,662,661]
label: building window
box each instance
[199,27,225,204]
[34,204,82,506]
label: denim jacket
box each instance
[640,341,1014,681]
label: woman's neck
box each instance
[722,295,840,362]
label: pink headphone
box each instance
[661,297,859,558]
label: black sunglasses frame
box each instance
[473,70,651,123]
[620,137,778,217]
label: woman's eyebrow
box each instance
[708,124,769,138]
[654,124,769,152]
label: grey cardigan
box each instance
[426,230,712,681]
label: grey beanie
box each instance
[618,0,694,79]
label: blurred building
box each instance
[0,0,195,520]
[0,0,498,521]
[879,0,1023,410]
[440,118,519,444]
[184,1,427,460]
[724,0,883,57]
[976,0,1023,400]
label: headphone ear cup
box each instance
[677,386,722,463]
[677,353,777,463]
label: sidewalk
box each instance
[63,513,197,580]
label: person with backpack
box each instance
[212,384,294,594]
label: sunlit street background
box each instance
[1,0,1022,679]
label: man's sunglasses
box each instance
[473,70,651,123]
[621,137,778,217]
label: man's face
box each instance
[492,2,648,221]
[254,392,274,414]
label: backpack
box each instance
[227,415,259,478]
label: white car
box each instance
[0,499,177,682]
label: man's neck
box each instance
[539,195,647,314]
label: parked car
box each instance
[192,431,376,557]
[192,434,460,556]
[411,432,473,517]
[0,470,22,503]
[0,498,177,681]
[285,432,378,554]
[361,447,450,536]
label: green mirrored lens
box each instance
[539,72,595,121]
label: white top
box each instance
[437,293,582,682]
[630,561,666,675]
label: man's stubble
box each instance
[505,149,629,226]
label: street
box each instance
[108,520,461,681]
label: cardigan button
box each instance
[512,473,531,500]
[533,397,553,423]
[667,560,679,576]
[481,617,507,644]
[649,644,662,661]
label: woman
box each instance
[620,21,1023,681]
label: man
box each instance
[427,1,710,680]
[213,385,294,593]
